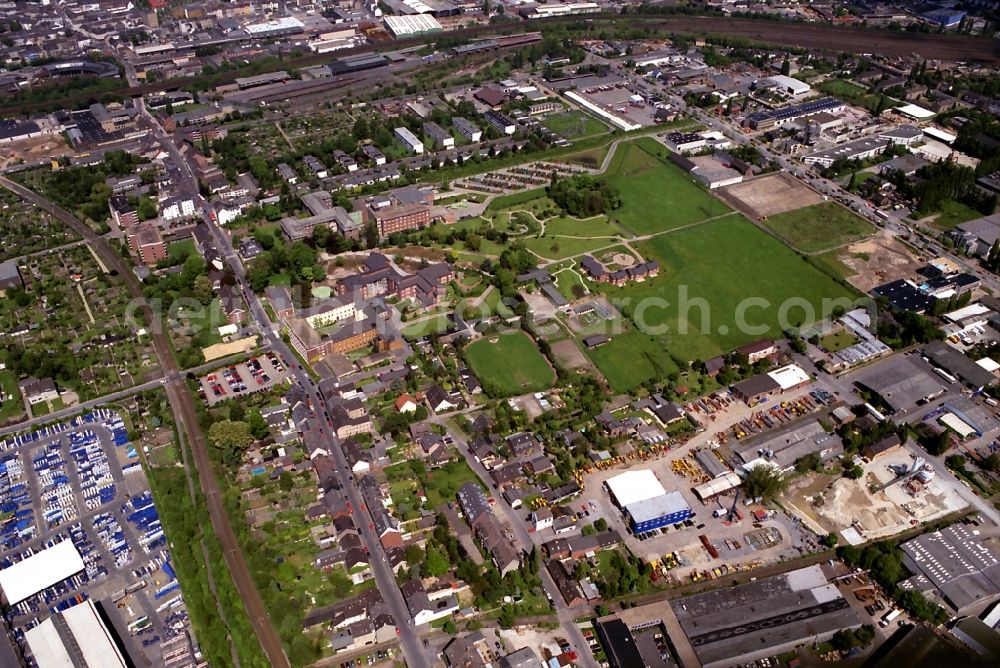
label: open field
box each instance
[761,202,876,253]
[719,172,823,219]
[386,459,480,514]
[601,216,858,361]
[921,199,985,232]
[401,314,451,339]
[603,139,729,235]
[584,328,679,394]
[818,329,858,353]
[542,110,608,139]
[464,331,555,396]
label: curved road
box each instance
[0,175,291,668]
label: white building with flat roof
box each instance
[394,127,424,154]
[604,469,666,507]
[765,75,811,98]
[0,540,84,605]
[26,599,128,668]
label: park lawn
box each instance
[563,145,611,169]
[464,331,555,396]
[604,215,858,362]
[542,214,625,239]
[923,199,985,231]
[585,328,679,394]
[522,234,615,261]
[542,110,608,139]
[761,202,875,253]
[167,239,196,265]
[603,140,730,235]
[0,370,24,424]
[819,329,858,353]
[552,267,594,301]
[402,314,451,339]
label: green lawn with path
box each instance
[603,139,730,235]
[761,201,875,253]
[601,215,858,362]
[464,331,555,396]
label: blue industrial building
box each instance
[921,9,965,27]
[625,491,693,534]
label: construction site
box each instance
[785,447,969,543]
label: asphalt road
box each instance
[0,175,292,668]
[0,352,255,438]
[435,420,599,668]
[138,107,433,668]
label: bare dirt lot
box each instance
[834,233,925,292]
[550,338,592,371]
[719,172,823,219]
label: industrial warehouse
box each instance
[672,565,862,667]
[604,470,693,534]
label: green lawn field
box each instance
[464,331,555,396]
[584,328,679,394]
[601,216,859,361]
[603,139,730,235]
[922,199,985,231]
[401,314,451,339]
[761,202,875,253]
[542,110,608,139]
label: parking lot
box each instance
[198,353,288,406]
[453,161,594,194]
[0,410,199,667]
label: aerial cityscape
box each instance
[0,1,999,667]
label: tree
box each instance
[247,409,269,439]
[207,420,253,468]
[192,275,214,306]
[984,453,1000,473]
[137,196,157,220]
[424,545,449,577]
[821,533,839,548]
[594,517,608,532]
[278,471,294,492]
[742,466,788,502]
[780,57,790,76]
[498,606,515,629]
[946,454,967,474]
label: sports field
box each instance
[761,202,875,253]
[603,139,730,235]
[464,331,555,396]
[601,215,858,361]
[585,328,679,394]
[542,110,608,139]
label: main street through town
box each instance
[139,106,434,668]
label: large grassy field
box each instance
[601,216,858,361]
[464,331,555,396]
[922,199,985,231]
[761,202,875,253]
[542,110,608,139]
[585,328,679,394]
[603,139,730,235]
